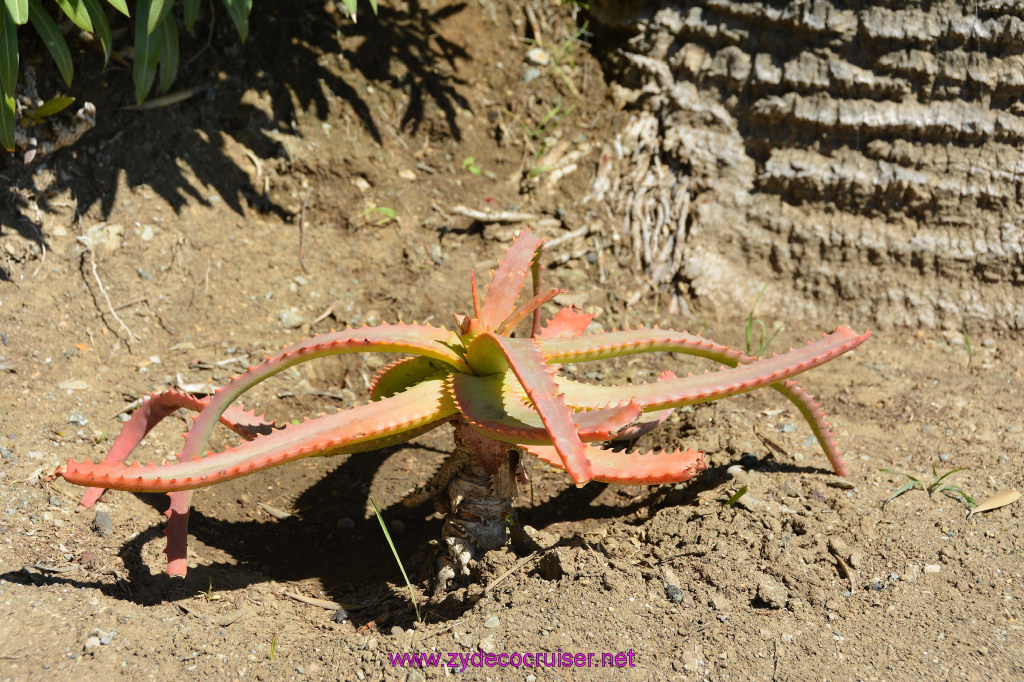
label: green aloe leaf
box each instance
[221,0,251,42]
[80,0,111,65]
[54,0,93,32]
[104,0,128,16]
[132,0,160,102]
[341,0,357,17]
[34,94,74,118]
[368,0,378,13]
[0,8,17,97]
[28,0,72,87]
[3,0,27,25]
[156,14,178,93]
[183,0,199,30]
[0,90,14,151]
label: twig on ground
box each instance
[544,225,589,250]
[483,552,539,594]
[257,502,294,520]
[298,193,311,273]
[77,237,138,348]
[30,563,81,574]
[244,149,263,190]
[451,205,543,223]
[312,300,338,326]
[524,4,544,46]
[276,590,366,611]
[112,296,149,311]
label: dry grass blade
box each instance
[967,489,1021,520]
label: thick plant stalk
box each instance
[433,422,523,592]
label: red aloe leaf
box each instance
[59,379,456,493]
[553,327,869,412]
[771,379,848,476]
[451,372,641,444]
[498,287,565,336]
[465,332,592,483]
[610,370,677,441]
[537,306,594,339]
[78,389,276,509]
[538,326,746,364]
[523,443,707,485]
[179,324,467,469]
[477,228,544,331]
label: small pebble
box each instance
[483,616,500,629]
[938,453,950,462]
[68,414,89,426]
[525,47,551,66]
[739,453,759,468]
[280,309,304,329]
[93,510,113,538]
[777,423,795,434]
[523,67,542,83]
[333,609,349,623]
[725,465,745,479]
[924,564,942,574]
[83,636,101,652]
[664,584,684,604]
[0,447,12,461]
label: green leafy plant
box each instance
[960,320,975,364]
[0,0,380,151]
[268,633,277,661]
[462,156,481,176]
[361,205,396,225]
[881,465,977,508]
[369,496,421,622]
[20,92,72,125]
[745,283,785,357]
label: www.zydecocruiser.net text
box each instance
[388,649,638,671]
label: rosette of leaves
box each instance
[0,1,376,152]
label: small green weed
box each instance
[462,156,482,176]
[369,497,422,622]
[725,486,748,507]
[361,206,397,226]
[960,320,975,364]
[21,95,75,127]
[745,284,785,357]
[268,633,277,661]
[881,465,976,509]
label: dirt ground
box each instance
[1,1,1023,680]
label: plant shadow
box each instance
[0,0,471,239]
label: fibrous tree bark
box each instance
[588,0,1024,331]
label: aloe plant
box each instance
[54,229,869,585]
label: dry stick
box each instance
[77,238,138,347]
[524,4,544,46]
[112,296,149,311]
[450,205,543,223]
[276,589,366,611]
[483,552,540,594]
[312,300,338,326]
[298,194,311,273]
[544,225,589,250]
